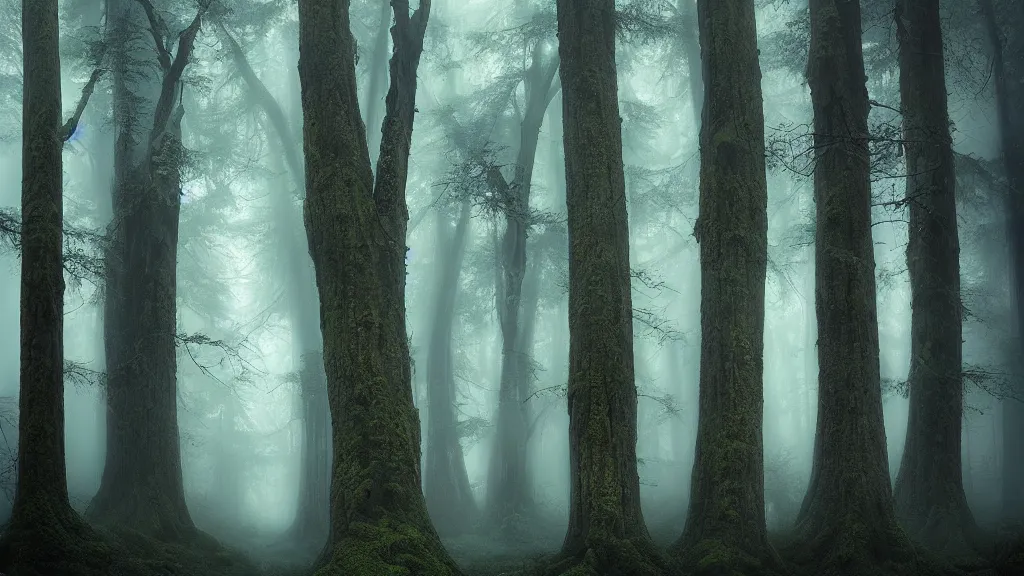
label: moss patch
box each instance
[314,519,461,576]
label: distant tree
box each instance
[546,0,664,573]
[296,0,460,572]
[978,0,1024,525]
[670,0,783,574]
[87,0,210,539]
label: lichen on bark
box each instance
[548,0,665,574]
[670,1,784,575]
[296,0,460,573]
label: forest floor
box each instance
[2,504,1022,576]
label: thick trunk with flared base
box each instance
[550,1,663,574]
[298,0,458,573]
[90,136,194,540]
[790,0,922,573]
[672,1,782,573]
[0,3,111,572]
[892,0,978,557]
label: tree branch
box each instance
[61,68,106,142]
[133,0,172,70]
[151,0,211,140]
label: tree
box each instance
[296,0,460,572]
[788,0,922,572]
[0,0,106,571]
[978,0,1024,526]
[87,0,210,539]
[671,0,783,573]
[892,0,979,556]
[547,0,663,573]
[424,200,477,536]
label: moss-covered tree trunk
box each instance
[425,200,476,536]
[486,44,559,529]
[89,0,208,540]
[671,1,782,573]
[550,1,663,573]
[979,0,1024,525]
[892,0,978,556]
[297,0,459,572]
[0,2,105,572]
[790,0,919,572]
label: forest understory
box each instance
[2,504,1023,576]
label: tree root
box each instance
[314,519,462,576]
[780,518,961,576]
[671,537,789,576]
[538,534,667,576]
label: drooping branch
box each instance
[60,68,106,142]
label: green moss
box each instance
[315,520,458,576]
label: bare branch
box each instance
[133,0,172,69]
[61,68,106,142]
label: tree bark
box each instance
[892,0,978,557]
[790,0,919,571]
[671,1,782,573]
[88,0,208,540]
[0,1,105,572]
[297,0,459,572]
[424,200,477,536]
[978,0,1024,526]
[549,0,664,573]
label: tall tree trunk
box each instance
[89,0,208,539]
[672,0,782,573]
[0,2,107,571]
[790,0,919,571]
[550,0,663,573]
[892,0,978,556]
[425,200,476,536]
[297,0,459,572]
[978,0,1024,525]
[486,44,559,528]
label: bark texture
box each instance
[88,0,207,540]
[297,0,459,572]
[892,0,978,557]
[979,0,1024,525]
[672,1,782,573]
[790,0,921,572]
[550,0,663,573]
[425,201,477,536]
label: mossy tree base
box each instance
[0,497,114,576]
[781,519,961,576]
[671,538,789,576]
[538,535,666,576]
[313,520,462,576]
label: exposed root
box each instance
[538,534,667,576]
[314,519,463,576]
[781,517,961,576]
[671,537,789,576]
[0,502,115,576]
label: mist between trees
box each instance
[0,0,1023,575]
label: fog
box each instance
[0,0,1020,574]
